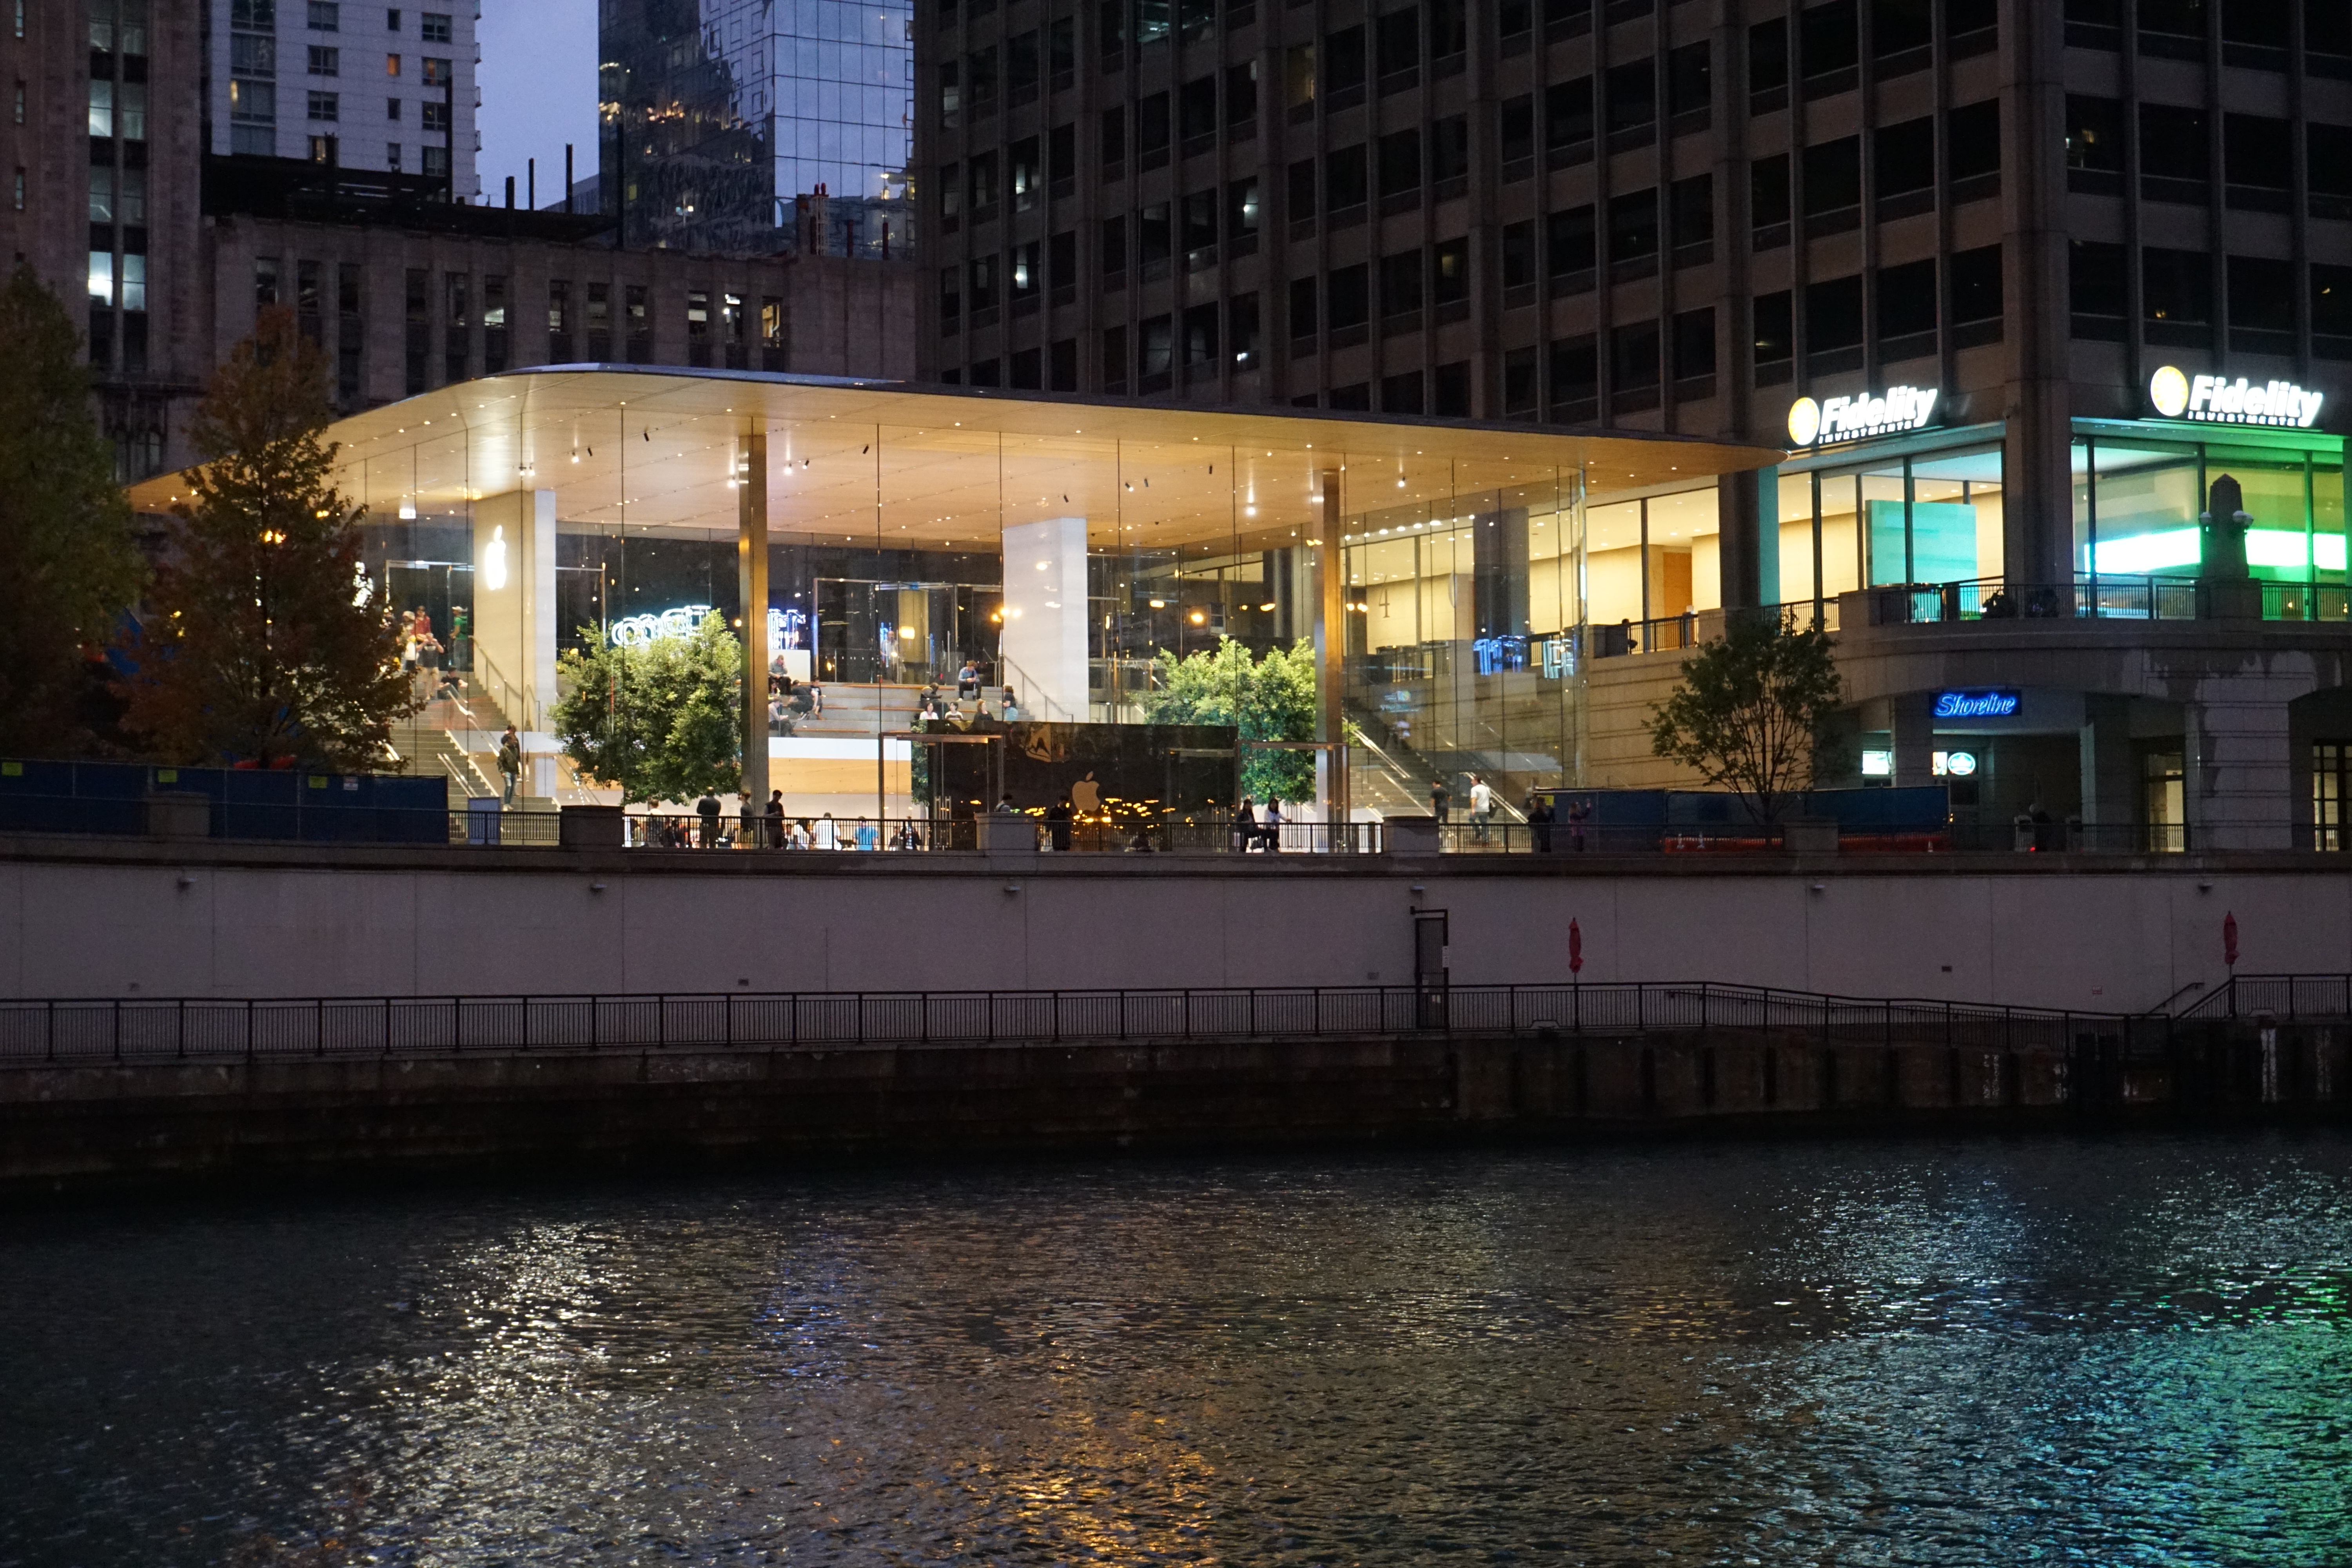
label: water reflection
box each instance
[3,1133,2350,1564]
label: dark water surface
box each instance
[5,1133,2352,1566]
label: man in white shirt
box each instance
[1468,775,1496,844]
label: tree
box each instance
[123,309,411,769]
[550,612,743,805]
[0,265,144,754]
[1649,610,1844,822]
[1139,636,1318,802]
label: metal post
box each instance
[316,996,324,1056]
[658,993,666,1049]
[245,998,254,1062]
[177,997,185,1059]
[112,998,120,1060]
[1314,468,1349,836]
[739,428,770,819]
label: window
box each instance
[386,141,400,168]
[1180,74,1215,142]
[1140,315,1172,379]
[1877,258,1937,341]
[1137,90,1169,160]
[686,288,710,341]
[1611,321,1660,392]
[1288,157,1315,217]
[1667,41,1710,123]
[1101,325,1127,390]
[1100,104,1125,163]
[1503,220,1537,288]
[1288,276,1316,339]
[89,80,114,138]
[1227,177,1259,246]
[421,144,447,177]
[1750,18,1788,96]
[1048,123,1074,185]
[1376,7,1420,81]
[1752,154,1790,229]
[967,151,996,216]
[1049,229,1077,289]
[1139,202,1171,269]
[1669,174,1712,251]
[1755,290,1793,365]
[309,133,338,161]
[1501,94,1535,166]
[1504,348,1539,416]
[387,8,402,29]
[421,56,450,85]
[89,251,114,306]
[1012,240,1040,296]
[387,96,401,121]
[2313,263,2352,341]
[1433,237,1469,305]
[1808,274,1864,350]
[2071,240,2129,323]
[1800,0,1859,83]
[1182,302,1218,367]
[1430,114,1469,187]
[1226,60,1256,126]
[2226,114,2292,191]
[309,46,339,75]
[1876,117,1935,197]
[1377,128,1421,200]
[420,11,451,42]
[1608,188,1658,264]
[1804,136,1862,216]
[2140,104,2209,185]
[421,99,448,131]
[2066,95,2125,174]
[229,77,277,124]
[387,53,401,76]
[1546,76,1593,152]
[1381,249,1423,318]
[13,168,25,213]
[2143,247,2212,326]
[1947,101,2000,185]
[1010,136,1038,211]
[1327,262,1368,329]
[309,91,339,120]
[1548,204,1595,277]
[2229,256,2296,336]
[1382,371,1425,414]
[1435,361,1472,417]
[938,264,961,323]
[1671,307,1716,381]
[232,0,278,24]
[1549,336,1598,414]
[967,254,998,310]
[309,1,339,27]
[548,279,572,336]
[255,257,281,307]
[118,83,145,141]
[1229,292,1259,367]
[938,60,960,126]
[1949,243,2003,323]
[1605,58,1655,137]
[1100,214,1126,276]
[1327,143,1367,210]
[1325,24,1366,97]
[1875,0,1931,56]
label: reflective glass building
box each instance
[600,0,915,256]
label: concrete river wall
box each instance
[4,1020,2342,1189]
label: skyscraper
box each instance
[210,0,479,197]
[601,0,916,256]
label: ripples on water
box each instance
[3,1132,2350,1566]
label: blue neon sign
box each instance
[1933,689,2020,719]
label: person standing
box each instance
[1260,797,1284,852]
[1233,796,1258,853]
[496,726,523,806]
[696,790,722,848]
[854,817,880,851]
[1430,777,1451,825]
[764,789,786,848]
[1526,790,1555,853]
[1468,775,1496,843]
[815,811,840,849]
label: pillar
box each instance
[471,486,556,739]
[2078,693,2135,841]
[998,515,1090,720]
[739,431,769,812]
[1717,467,1780,611]
[2186,677,2301,851]
[1891,691,1935,790]
[1314,470,1348,826]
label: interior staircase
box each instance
[782,682,926,739]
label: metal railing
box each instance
[1854,575,2352,628]
[610,811,1384,854]
[0,979,2185,1066]
[2178,973,2352,1021]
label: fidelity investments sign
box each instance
[2149,365,2325,428]
[1786,385,1939,447]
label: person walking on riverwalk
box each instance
[1469,775,1497,843]
[497,726,522,806]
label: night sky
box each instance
[477,0,601,207]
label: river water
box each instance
[4,1132,2350,1566]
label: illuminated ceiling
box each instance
[129,368,1784,555]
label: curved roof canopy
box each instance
[131,367,1786,552]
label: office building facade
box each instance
[599,0,916,255]
[907,0,2352,849]
[208,0,479,196]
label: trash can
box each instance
[466,796,503,846]
[559,803,625,848]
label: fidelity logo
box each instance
[2149,366,2325,428]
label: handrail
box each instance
[995,652,1083,723]
[0,978,2195,1065]
[470,645,536,732]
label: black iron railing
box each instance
[2176,973,2352,1021]
[0,980,2191,1066]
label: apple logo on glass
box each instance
[1069,773,1102,813]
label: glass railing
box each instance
[1849,575,2352,627]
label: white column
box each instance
[999,516,1090,721]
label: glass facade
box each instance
[600,0,914,255]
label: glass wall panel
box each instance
[2079,441,2200,576]
[1585,499,1643,628]
[1906,446,2004,583]
[1777,472,1817,610]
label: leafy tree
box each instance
[551,612,743,805]
[1649,610,1844,822]
[0,265,144,754]
[123,308,410,769]
[1139,636,1318,802]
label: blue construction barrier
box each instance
[0,759,447,844]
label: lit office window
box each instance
[88,80,114,137]
[122,254,146,312]
[88,252,115,305]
